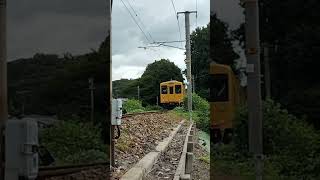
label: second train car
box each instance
[209,63,240,144]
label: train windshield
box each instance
[161,85,167,94]
[169,86,174,94]
[175,85,182,94]
[209,74,229,102]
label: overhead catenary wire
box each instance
[120,0,151,43]
[126,0,155,43]
[170,0,183,48]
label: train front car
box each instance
[209,63,240,144]
[159,80,185,109]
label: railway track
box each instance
[121,110,167,118]
[120,119,200,180]
[36,110,168,179]
[36,162,109,179]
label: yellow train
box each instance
[159,80,185,109]
[209,63,241,144]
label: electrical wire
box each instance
[126,0,155,42]
[170,0,184,49]
[120,0,151,43]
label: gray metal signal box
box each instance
[5,118,38,180]
[112,99,123,125]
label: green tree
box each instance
[190,15,239,99]
[139,59,184,105]
[232,0,320,126]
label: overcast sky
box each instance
[8,0,244,81]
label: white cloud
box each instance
[112,0,210,80]
[8,0,244,81]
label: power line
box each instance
[139,43,185,50]
[161,44,185,50]
[151,40,185,44]
[120,0,151,43]
[126,0,155,42]
[170,0,183,48]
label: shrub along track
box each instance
[145,121,190,179]
[37,111,177,180]
[192,128,210,180]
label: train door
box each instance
[160,85,168,103]
[175,84,182,105]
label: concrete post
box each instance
[185,152,193,174]
[180,174,191,180]
[187,142,194,152]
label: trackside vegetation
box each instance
[174,93,210,133]
[212,99,320,179]
[40,120,108,165]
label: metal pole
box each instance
[192,75,195,93]
[106,0,114,168]
[263,44,271,99]
[0,0,6,178]
[244,0,263,179]
[185,12,192,121]
[177,11,196,121]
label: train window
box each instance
[209,74,229,102]
[161,86,167,94]
[175,85,181,94]
[169,86,174,94]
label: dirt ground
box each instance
[192,128,210,180]
[111,112,184,179]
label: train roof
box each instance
[160,80,183,85]
[210,63,232,73]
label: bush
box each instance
[65,149,108,164]
[232,99,320,179]
[184,93,210,132]
[123,99,145,113]
[145,105,163,111]
[211,144,283,179]
[40,120,107,165]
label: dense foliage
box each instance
[8,37,110,120]
[213,100,320,179]
[232,0,320,126]
[191,16,239,99]
[40,120,107,165]
[123,99,145,113]
[177,93,210,133]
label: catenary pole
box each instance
[243,0,263,179]
[107,0,115,168]
[0,0,6,178]
[263,44,271,98]
[177,11,196,121]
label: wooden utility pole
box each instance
[243,0,263,179]
[137,86,140,100]
[0,0,6,178]
[88,78,95,122]
[107,0,114,168]
[263,44,271,99]
[177,11,196,121]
